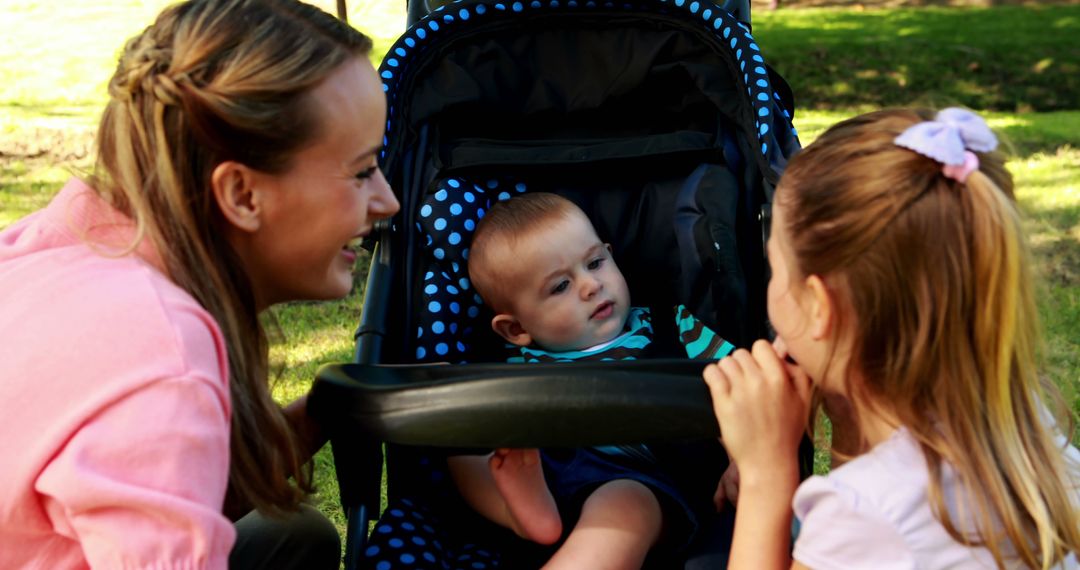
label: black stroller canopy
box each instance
[378,0,798,183]
[370,0,801,365]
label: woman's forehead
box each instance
[301,58,385,163]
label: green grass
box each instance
[2,0,1078,554]
[269,282,369,529]
[753,5,1080,112]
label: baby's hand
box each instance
[703,340,812,479]
[713,462,740,512]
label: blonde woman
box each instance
[705,108,1080,569]
[0,1,398,568]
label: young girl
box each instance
[704,108,1080,569]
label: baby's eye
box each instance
[355,166,379,180]
[550,280,569,295]
[587,257,604,270]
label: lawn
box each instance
[753,5,1080,112]
[2,0,1077,547]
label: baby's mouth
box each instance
[591,300,614,320]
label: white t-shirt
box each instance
[793,427,1080,569]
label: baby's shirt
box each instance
[509,307,653,362]
[793,427,1080,569]
[509,305,734,363]
[509,306,733,463]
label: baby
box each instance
[447,192,732,568]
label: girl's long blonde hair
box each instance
[92,0,372,517]
[779,108,1079,568]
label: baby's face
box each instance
[499,211,631,352]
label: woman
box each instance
[0,1,399,568]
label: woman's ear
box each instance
[804,274,835,341]
[211,161,261,233]
[492,314,532,347]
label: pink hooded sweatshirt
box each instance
[0,179,235,569]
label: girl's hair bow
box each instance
[894,107,998,183]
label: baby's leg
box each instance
[489,448,563,544]
[448,450,562,544]
[542,479,663,570]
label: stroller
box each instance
[309,0,805,566]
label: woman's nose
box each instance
[368,169,400,220]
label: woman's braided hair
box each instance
[93,0,372,517]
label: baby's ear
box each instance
[492,314,532,347]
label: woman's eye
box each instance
[550,280,569,295]
[587,257,604,270]
[355,166,379,180]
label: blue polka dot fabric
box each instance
[414,178,527,363]
[363,497,503,569]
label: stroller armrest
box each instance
[309,360,720,448]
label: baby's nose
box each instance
[581,276,603,298]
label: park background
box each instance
[2,0,1077,539]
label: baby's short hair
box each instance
[468,192,580,312]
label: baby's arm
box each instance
[447,449,562,544]
[676,304,736,359]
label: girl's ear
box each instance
[804,274,835,341]
[211,161,261,233]
[492,314,532,347]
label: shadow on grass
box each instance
[755,5,1080,112]
[1026,199,1079,236]
[1032,235,1080,288]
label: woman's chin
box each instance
[311,273,354,302]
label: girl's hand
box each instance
[703,339,812,478]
